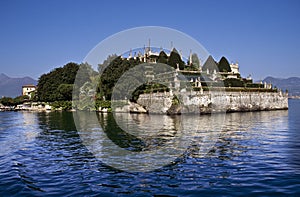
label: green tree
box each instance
[157,51,168,64]
[76,63,95,85]
[57,84,73,101]
[187,53,201,71]
[98,56,141,100]
[224,78,244,87]
[30,91,38,102]
[37,62,79,102]
[218,56,231,72]
[13,95,29,105]
[202,55,218,73]
[98,54,118,73]
[50,101,72,110]
[0,97,14,106]
[191,53,200,70]
[168,48,185,70]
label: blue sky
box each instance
[0,0,299,80]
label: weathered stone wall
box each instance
[137,91,288,114]
[137,92,173,114]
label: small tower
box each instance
[179,50,183,60]
[128,48,132,59]
[230,61,240,74]
[148,38,151,55]
[189,49,192,65]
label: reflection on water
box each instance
[75,111,227,172]
[288,100,300,171]
[37,111,77,131]
[79,109,290,162]
[1,101,300,195]
[0,112,41,156]
[208,110,289,161]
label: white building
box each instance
[230,62,239,74]
[22,84,36,98]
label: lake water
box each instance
[1,100,300,196]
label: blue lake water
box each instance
[0,100,300,196]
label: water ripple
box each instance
[1,101,300,196]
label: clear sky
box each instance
[0,0,299,80]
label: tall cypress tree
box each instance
[218,56,231,72]
[202,55,218,73]
[168,48,185,70]
[158,51,168,64]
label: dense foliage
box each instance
[0,95,29,106]
[37,62,79,102]
[157,51,168,64]
[202,55,218,73]
[98,56,141,100]
[218,56,231,72]
[50,101,72,110]
[98,54,118,73]
[224,78,245,87]
[187,53,200,70]
[168,48,185,70]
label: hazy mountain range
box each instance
[0,73,37,98]
[263,76,300,96]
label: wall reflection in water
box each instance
[209,110,288,158]
[74,109,289,172]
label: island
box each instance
[0,46,288,113]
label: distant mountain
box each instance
[0,73,37,98]
[263,76,300,96]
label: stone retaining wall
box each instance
[137,91,288,114]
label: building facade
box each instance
[22,84,36,98]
